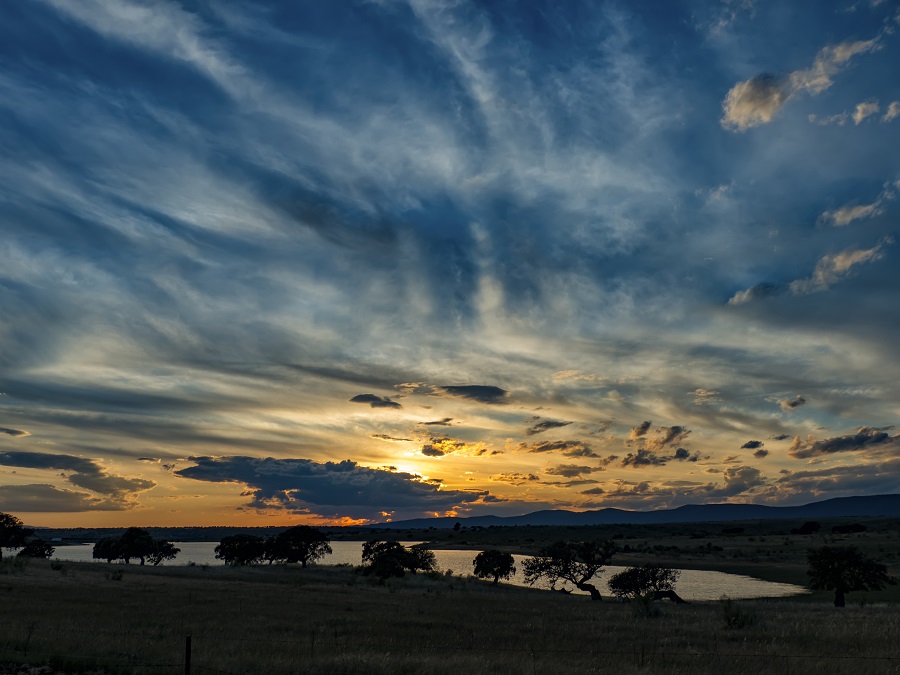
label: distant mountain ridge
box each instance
[370,494,900,529]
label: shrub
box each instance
[105,569,124,581]
[719,597,758,629]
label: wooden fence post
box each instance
[184,635,192,675]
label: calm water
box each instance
[41,541,805,601]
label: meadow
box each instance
[0,554,898,675]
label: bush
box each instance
[105,569,124,581]
[719,597,758,629]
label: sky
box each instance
[1,0,899,527]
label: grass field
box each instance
[1,557,899,675]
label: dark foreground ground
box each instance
[0,558,898,675]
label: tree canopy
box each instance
[266,526,332,568]
[91,528,179,566]
[608,564,685,603]
[807,545,894,607]
[473,550,516,585]
[522,540,616,601]
[361,540,437,579]
[215,534,267,566]
[0,512,33,559]
[16,539,55,559]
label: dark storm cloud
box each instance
[0,451,155,500]
[741,440,764,449]
[789,426,897,459]
[525,418,572,436]
[522,440,599,458]
[629,420,652,440]
[779,396,807,411]
[0,484,126,512]
[438,385,508,404]
[0,427,29,437]
[175,456,486,519]
[544,464,605,478]
[350,394,402,409]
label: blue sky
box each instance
[1,0,899,526]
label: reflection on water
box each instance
[44,541,805,601]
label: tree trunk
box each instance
[577,582,602,601]
[492,575,499,585]
[834,588,846,607]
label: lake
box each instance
[40,540,806,601]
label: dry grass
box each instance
[1,559,898,675]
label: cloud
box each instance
[727,282,783,305]
[544,464,606,478]
[690,388,722,405]
[0,451,155,503]
[349,393,402,409]
[732,239,892,303]
[420,436,488,458]
[629,420,652,440]
[789,240,890,295]
[370,433,412,442]
[789,426,897,459]
[0,484,126,512]
[525,418,572,436]
[0,427,29,437]
[420,418,453,426]
[622,445,699,468]
[820,181,896,227]
[883,101,900,122]
[778,395,807,410]
[644,425,691,451]
[490,472,539,485]
[522,440,599,458]
[741,440,764,449]
[771,434,791,441]
[718,465,766,495]
[853,100,880,124]
[438,385,508,404]
[808,112,849,126]
[753,448,769,458]
[721,73,792,131]
[722,36,881,130]
[176,455,488,520]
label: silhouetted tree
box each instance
[16,538,55,559]
[146,540,180,566]
[92,529,179,565]
[215,534,266,566]
[807,546,894,607]
[523,540,616,601]
[473,550,516,585]
[608,564,686,603]
[117,527,157,565]
[266,526,332,568]
[0,513,33,560]
[361,540,437,579]
[93,536,123,563]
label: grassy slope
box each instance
[0,559,899,675]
